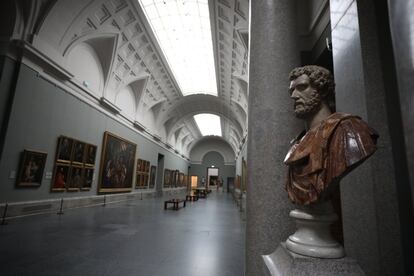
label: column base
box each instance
[262,243,365,276]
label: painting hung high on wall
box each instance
[16,150,47,187]
[98,131,137,193]
[56,136,73,163]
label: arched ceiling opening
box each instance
[189,136,235,164]
[159,94,245,153]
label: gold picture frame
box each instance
[98,131,137,193]
[16,150,47,187]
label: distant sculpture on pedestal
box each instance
[284,65,378,258]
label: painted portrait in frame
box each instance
[16,150,47,187]
[71,141,86,165]
[56,136,73,163]
[98,132,137,193]
[164,169,171,187]
[84,144,97,167]
[82,167,94,190]
[51,163,70,192]
[67,165,82,191]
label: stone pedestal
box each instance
[263,243,365,276]
[285,201,345,258]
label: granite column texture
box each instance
[330,0,405,275]
[246,1,301,276]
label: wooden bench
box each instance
[186,194,199,201]
[194,188,207,198]
[164,199,186,210]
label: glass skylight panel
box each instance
[138,0,217,96]
[194,114,222,136]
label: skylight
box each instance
[138,0,217,96]
[194,114,222,136]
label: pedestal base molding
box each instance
[262,243,365,276]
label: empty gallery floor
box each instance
[0,191,245,276]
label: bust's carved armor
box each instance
[284,112,378,205]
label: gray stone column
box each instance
[246,1,301,275]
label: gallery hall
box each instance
[0,0,413,275]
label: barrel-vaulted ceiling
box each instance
[14,0,249,157]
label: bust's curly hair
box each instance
[289,65,336,112]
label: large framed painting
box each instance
[56,136,73,163]
[149,166,156,189]
[98,131,137,193]
[16,150,47,187]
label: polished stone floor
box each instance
[0,191,245,276]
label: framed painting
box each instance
[164,169,170,187]
[171,170,178,188]
[67,165,82,191]
[16,150,47,187]
[71,141,86,165]
[56,136,73,163]
[179,173,184,187]
[137,159,142,171]
[135,173,145,189]
[84,144,97,167]
[149,165,156,189]
[82,167,94,190]
[98,131,137,193]
[51,163,70,192]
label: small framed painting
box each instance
[82,168,94,190]
[16,150,47,187]
[67,166,83,191]
[84,144,97,167]
[51,164,70,192]
[56,136,73,163]
[71,141,86,165]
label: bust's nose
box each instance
[291,90,299,99]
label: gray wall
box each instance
[190,151,235,188]
[0,62,188,203]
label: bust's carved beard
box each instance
[294,91,322,119]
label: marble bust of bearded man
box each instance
[284,65,378,205]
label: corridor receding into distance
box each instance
[0,191,245,276]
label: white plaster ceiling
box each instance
[25,0,249,157]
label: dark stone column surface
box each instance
[246,1,301,275]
